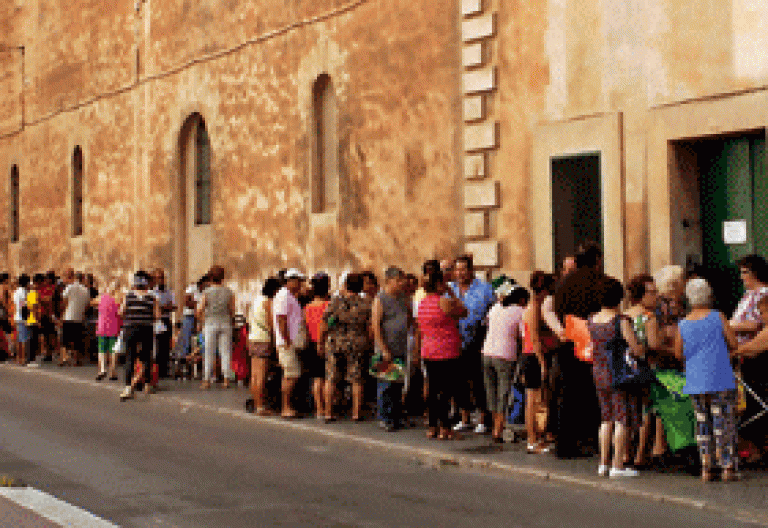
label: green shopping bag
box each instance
[649,369,696,452]
[369,352,406,383]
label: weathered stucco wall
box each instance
[4,0,768,295]
[24,0,135,121]
[0,0,461,299]
[506,0,768,279]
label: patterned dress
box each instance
[324,295,372,383]
[731,286,768,344]
[588,316,640,428]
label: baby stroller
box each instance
[171,328,202,380]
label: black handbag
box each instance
[609,316,655,390]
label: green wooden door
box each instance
[699,136,765,315]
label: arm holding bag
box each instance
[609,316,655,389]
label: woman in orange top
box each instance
[523,271,559,454]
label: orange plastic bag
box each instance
[565,315,593,363]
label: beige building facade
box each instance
[1,0,767,302]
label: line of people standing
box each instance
[1,248,766,481]
[521,244,768,481]
[0,269,101,368]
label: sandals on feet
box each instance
[438,428,459,440]
[527,442,552,454]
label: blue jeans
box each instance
[377,380,404,427]
[16,322,29,344]
[178,315,196,356]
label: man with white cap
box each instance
[273,268,306,418]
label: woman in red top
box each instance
[416,270,467,440]
[305,273,331,419]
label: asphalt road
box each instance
[0,366,762,528]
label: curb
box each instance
[8,365,768,526]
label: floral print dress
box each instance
[324,295,372,383]
[588,316,640,428]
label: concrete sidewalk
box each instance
[0,495,61,528]
[7,361,768,526]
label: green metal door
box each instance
[699,136,765,315]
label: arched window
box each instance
[312,74,337,213]
[10,165,19,243]
[195,117,212,225]
[72,146,83,236]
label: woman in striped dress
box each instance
[119,272,159,401]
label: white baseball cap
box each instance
[285,268,305,280]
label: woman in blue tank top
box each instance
[673,278,739,482]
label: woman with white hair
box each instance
[654,265,687,340]
[673,278,739,482]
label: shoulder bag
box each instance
[609,316,655,390]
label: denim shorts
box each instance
[16,322,29,344]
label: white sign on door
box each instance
[723,220,748,245]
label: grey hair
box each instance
[685,278,712,307]
[654,265,685,296]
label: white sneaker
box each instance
[120,387,134,401]
[474,423,488,434]
[453,421,470,432]
[609,467,639,478]
[597,464,609,477]
[25,362,39,368]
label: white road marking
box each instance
[0,487,119,527]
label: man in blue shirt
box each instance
[450,254,496,433]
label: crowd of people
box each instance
[0,243,766,483]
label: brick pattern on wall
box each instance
[462,0,499,268]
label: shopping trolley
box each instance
[735,371,768,431]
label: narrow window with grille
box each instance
[312,74,337,213]
[195,119,212,225]
[10,164,19,243]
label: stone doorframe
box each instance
[171,108,214,300]
[648,90,768,273]
[531,112,625,280]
